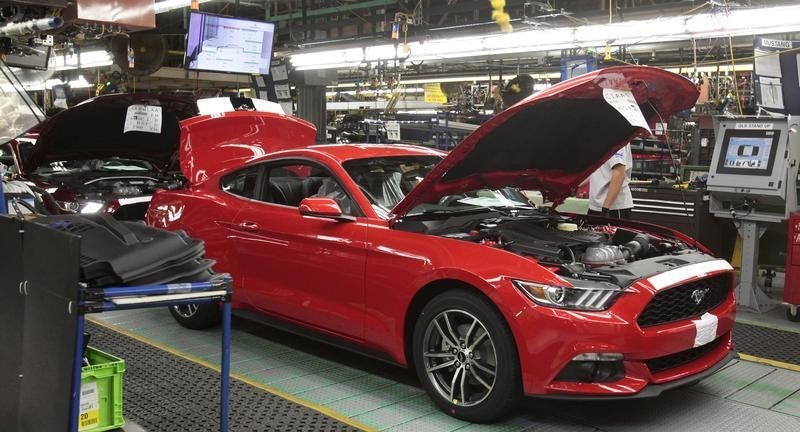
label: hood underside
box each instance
[390,66,699,220]
[24,94,198,172]
[179,111,317,185]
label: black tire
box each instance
[788,307,800,323]
[169,302,221,329]
[412,289,521,423]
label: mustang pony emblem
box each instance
[691,287,710,305]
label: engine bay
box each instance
[399,208,696,286]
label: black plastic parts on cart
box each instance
[33,214,215,287]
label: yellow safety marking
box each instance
[740,353,800,373]
[87,317,377,432]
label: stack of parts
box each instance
[32,214,215,287]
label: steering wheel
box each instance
[267,182,288,205]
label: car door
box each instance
[232,159,367,340]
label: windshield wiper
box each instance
[407,206,496,217]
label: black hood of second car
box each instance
[23,94,199,172]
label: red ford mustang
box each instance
[147,66,736,422]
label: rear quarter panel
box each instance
[147,187,242,302]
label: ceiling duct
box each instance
[63,0,156,32]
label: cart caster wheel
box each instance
[788,307,800,323]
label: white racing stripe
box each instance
[118,196,152,205]
[692,312,719,347]
[646,259,733,291]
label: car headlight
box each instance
[513,278,625,311]
[56,200,80,212]
[79,201,105,214]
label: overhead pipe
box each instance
[0,16,63,37]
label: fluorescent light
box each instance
[155,0,214,14]
[290,4,800,70]
[294,62,362,71]
[292,47,364,70]
[23,76,93,91]
[49,50,113,71]
[365,44,399,61]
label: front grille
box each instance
[646,336,724,374]
[637,274,730,327]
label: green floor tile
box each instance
[247,357,341,384]
[386,410,470,432]
[451,416,538,432]
[772,390,800,417]
[296,375,397,405]
[353,394,438,429]
[693,361,775,398]
[729,369,800,408]
[326,383,424,417]
[276,366,368,394]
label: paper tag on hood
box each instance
[124,104,163,134]
[602,88,651,132]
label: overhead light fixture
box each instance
[155,0,214,14]
[291,4,800,70]
[49,50,113,71]
[22,76,93,91]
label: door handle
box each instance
[237,221,261,232]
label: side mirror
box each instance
[298,197,355,222]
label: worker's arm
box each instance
[602,163,626,212]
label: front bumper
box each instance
[528,350,738,401]
[503,267,737,397]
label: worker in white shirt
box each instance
[587,144,634,219]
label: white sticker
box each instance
[270,64,289,81]
[602,88,651,132]
[692,312,719,348]
[385,121,401,141]
[166,283,193,294]
[735,122,774,130]
[274,83,291,100]
[124,105,163,134]
[78,381,100,431]
[279,102,294,116]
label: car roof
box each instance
[304,143,446,163]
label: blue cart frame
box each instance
[69,277,233,432]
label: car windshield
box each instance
[0,62,46,145]
[341,154,534,219]
[33,157,154,175]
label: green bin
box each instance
[78,347,125,432]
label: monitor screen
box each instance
[185,12,275,75]
[3,46,51,71]
[716,129,781,176]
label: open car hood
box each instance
[179,111,317,185]
[23,94,198,172]
[389,66,698,221]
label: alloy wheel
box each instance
[422,309,497,407]
[173,303,199,318]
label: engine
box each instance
[439,212,684,269]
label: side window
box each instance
[220,165,261,199]
[262,161,359,216]
[0,143,15,170]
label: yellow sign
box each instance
[423,83,448,105]
[78,381,100,431]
